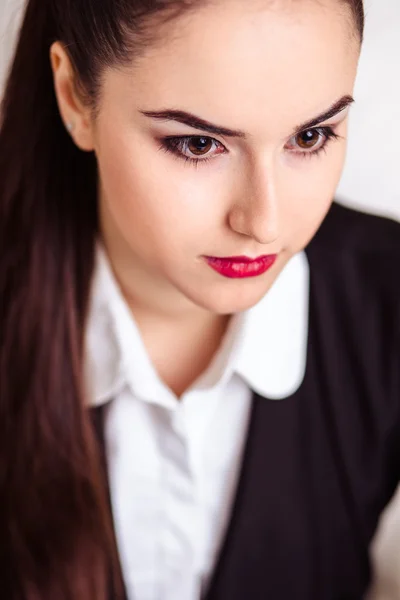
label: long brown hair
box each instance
[0,0,364,598]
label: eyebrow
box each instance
[140,94,354,139]
[292,94,354,135]
[140,108,246,138]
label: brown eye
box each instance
[285,126,338,157]
[162,135,226,164]
[295,129,322,149]
[187,136,213,156]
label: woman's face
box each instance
[90,0,360,314]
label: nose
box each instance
[228,161,280,245]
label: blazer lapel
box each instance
[90,391,315,600]
[204,389,317,600]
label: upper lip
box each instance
[206,254,276,262]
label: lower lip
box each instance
[204,255,277,279]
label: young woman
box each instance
[1,0,398,599]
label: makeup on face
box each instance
[204,255,277,279]
[96,0,360,315]
[141,95,354,141]
[141,97,354,166]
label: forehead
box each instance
[108,0,359,136]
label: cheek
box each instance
[282,144,347,249]
[96,127,225,258]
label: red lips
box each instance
[204,255,277,278]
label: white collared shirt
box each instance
[85,247,309,600]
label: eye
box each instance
[186,136,214,156]
[160,135,226,164]
[296,129,323,149]
[286,126,340,156]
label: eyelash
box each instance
[159,126,340,167]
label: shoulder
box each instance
[308,201,400,258]
[305,205,400,509]
[305,201,400,406]
[306,201,400,299]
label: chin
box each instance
[190,282,272,315]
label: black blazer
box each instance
[92,202,400,600]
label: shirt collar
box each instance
[84,246,309,406]
[234,250,309,399]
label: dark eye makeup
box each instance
[158,126,341,167]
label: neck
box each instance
[100,233,232,397]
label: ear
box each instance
[50,41,95,152]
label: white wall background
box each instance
[1,1,400,597]
[336,0,400,221]
[0,0,24,90]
